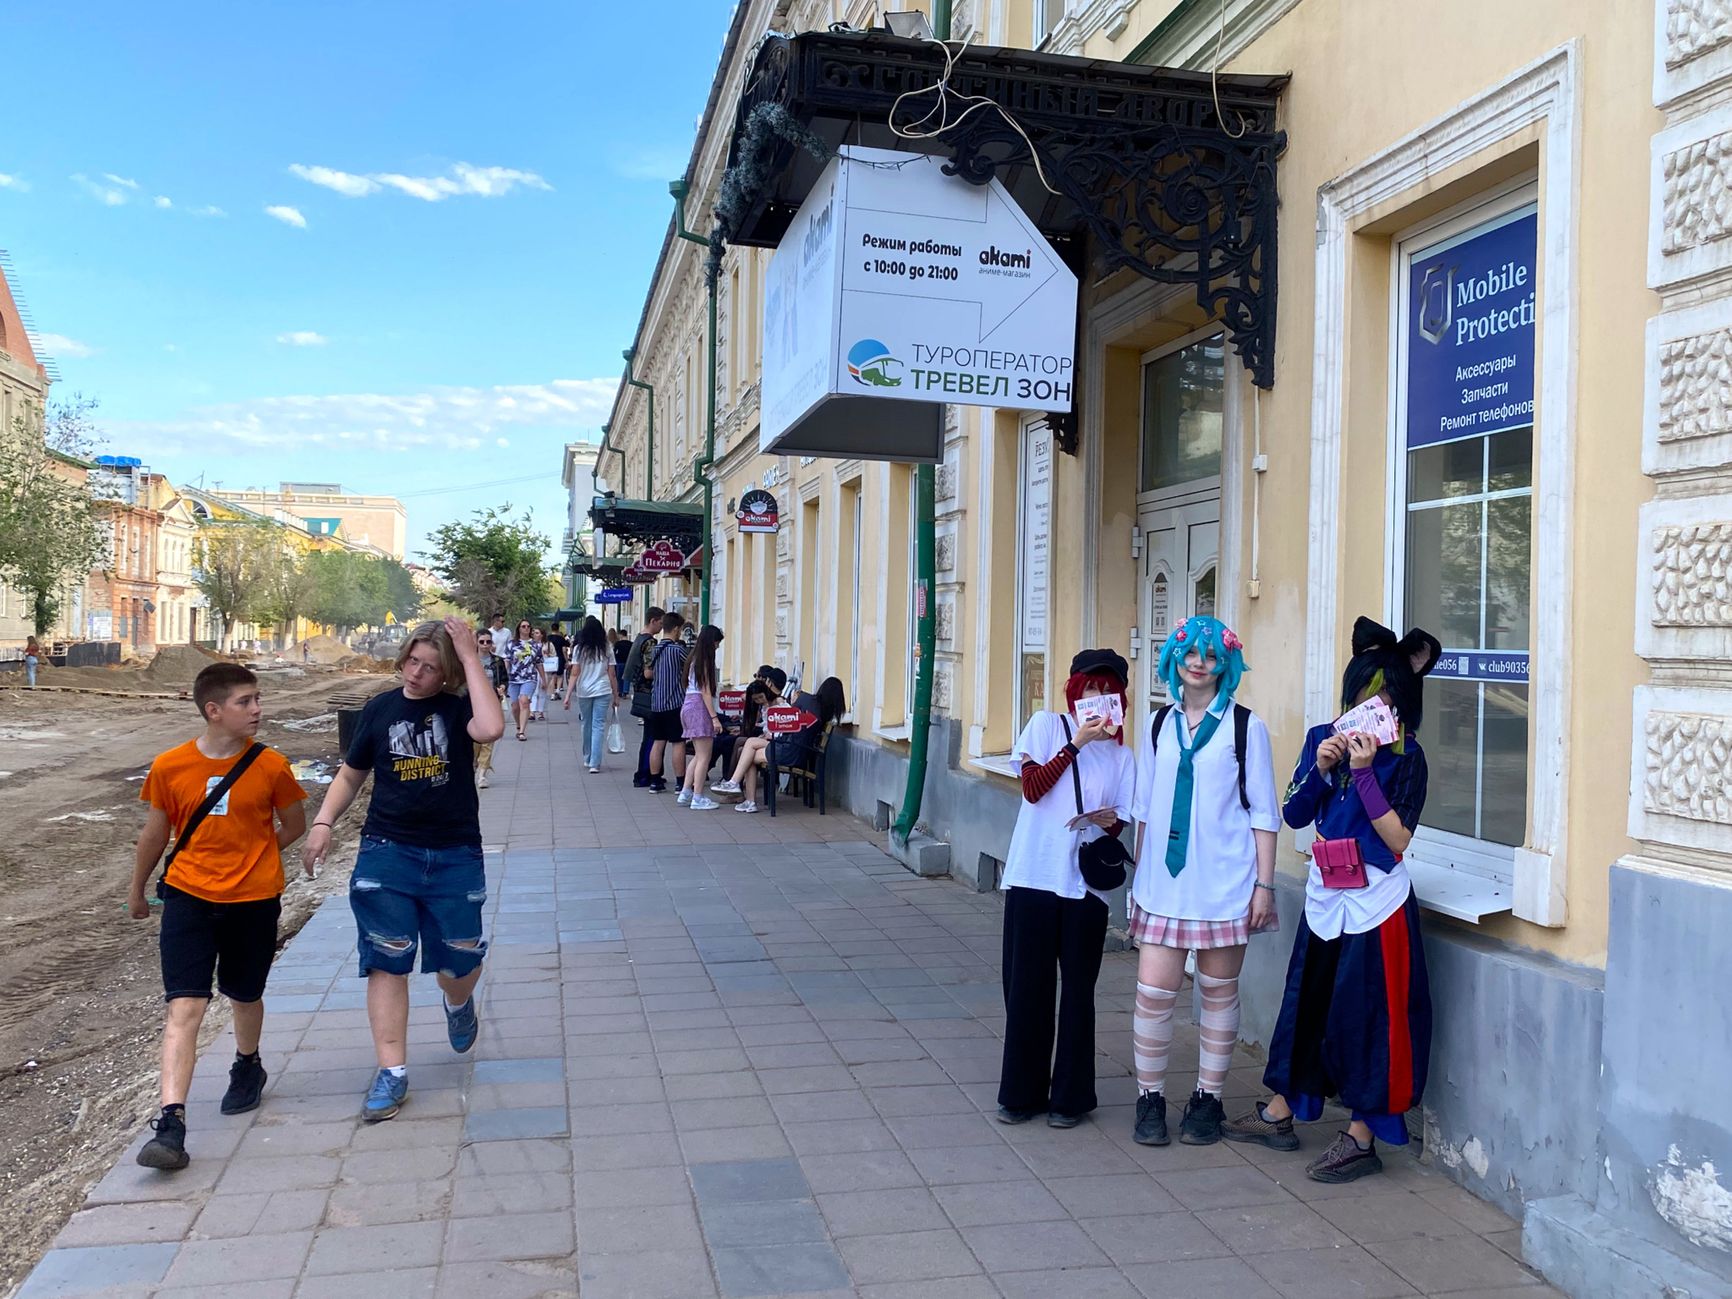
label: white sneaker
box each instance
[711,779,742,794]
[734,800,759,814]
[676,789,692,806]
[477,772,490,789]
[690,796,720,811]
[588,766,601,774]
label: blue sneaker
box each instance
[362,1068,408,1122]
[445,998,479,1054]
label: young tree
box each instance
[255,549,319,644]
[194,521,282,649]
[380,559,424,625]
[0,397,107,636]
[424,507,551,621]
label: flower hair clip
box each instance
[1222,629,1242,651]
[1174,628,1188,642]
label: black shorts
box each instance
[159,883,281,1004]
[647,709,685,743]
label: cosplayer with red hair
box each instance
[996,649,1136,1128]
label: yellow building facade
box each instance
[603,3,1732,1288]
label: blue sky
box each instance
[0,2,736,559]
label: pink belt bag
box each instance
[1313,837,1368,890]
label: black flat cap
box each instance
[1068,648,1129,685]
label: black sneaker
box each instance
[220,1054,267,1115]
[995,1105,1042,1125]
[136,1108,189,1170]
[647,777,668,793]
[1133,1090,1169,1146]
[1047,1111,1083,1129]
[1179,1088,1226,1145]
[1222,1101,1302,1151]
[1307,1130,1383,1183]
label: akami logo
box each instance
[846,339,903,387]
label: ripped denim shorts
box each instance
[349,835,488,979]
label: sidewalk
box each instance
[19,708,1562,1299]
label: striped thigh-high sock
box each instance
[1133,981,1179,1095]
[1195,971,1242,1096]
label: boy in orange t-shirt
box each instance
[126,663,308,1171]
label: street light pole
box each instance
[622,349,656,621]
[671,178,718,629]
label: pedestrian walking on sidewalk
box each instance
[127,663,309,1170]
[996,650,1135,1129]
[24,634,41,687]
[474,629,509,789]
[503,619,538,740]
[678,624,725,809]
[547,623,570,702]
[530,626,553,719]
[563,616,619,772]
[300,617,506,1122]
[1222,617,1440,1183]
[625,609,665,786]
[1126,617,1281,1149]
[645,611,687,793]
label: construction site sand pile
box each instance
[300,635,351,665]
[136,645,225,691]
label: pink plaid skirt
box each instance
[1127,900,1276,950]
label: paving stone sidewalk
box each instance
[19,707,1563,1298]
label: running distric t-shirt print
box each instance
[345,689,480,848]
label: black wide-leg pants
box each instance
[998,885,1108,1117]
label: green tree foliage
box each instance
[424,507,550,621]
[193,521,282,647]
[255,548,319,638]
[302,550,422,629]
[381,559,423,624]
[0,396,107,636]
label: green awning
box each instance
[589,493,704,546]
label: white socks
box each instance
[1133,981,1179,1095]
[1195,971,1241,1096]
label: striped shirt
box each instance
[649,641,688,712]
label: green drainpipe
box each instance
[892,0,950,847]
[622,348,655,620]
[671,178,718,628]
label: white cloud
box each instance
[154,195,173,209]
[0,172,28,192]
[276,330,327,347]
[265,204,307,228]
[103,173,141,191]
[112,379,618,456]
[190,204,227,218]
[290,160,550,202]
[72,173,134,206]
[38,332,98,359]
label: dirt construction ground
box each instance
[0,661,393,1296]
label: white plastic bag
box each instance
[606,711,625,754]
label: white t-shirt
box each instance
[571,653,613,700]
[1001,710,1137,901]
[1130,700,1281,922]
[1304,857,1412,938]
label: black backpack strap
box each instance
[1233,703,1251,811]
[1058,716,1084,816]
[160,742,267,885]
[1151,705,1173,762]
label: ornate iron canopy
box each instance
[714,28,1287,389]
[587,494,704,553]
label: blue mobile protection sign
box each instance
[596,587,633,604]
[1405,210,1537,451]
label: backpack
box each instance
[1151,702,1251,811]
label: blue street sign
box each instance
[1431,649,1529,684]
[596,587,633,604]
[1406,210,1537,450]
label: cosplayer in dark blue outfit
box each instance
[1223,617,1442,1183]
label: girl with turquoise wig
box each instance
[1127,615,1281,1149]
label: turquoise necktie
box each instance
[1165,703,1227,877]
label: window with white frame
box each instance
[1015,417,1053,735]
[1393,192,1537,877]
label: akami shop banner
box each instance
[1405,208,1537,451]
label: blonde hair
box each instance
[395,621,463,692]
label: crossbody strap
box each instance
[1058,716,1084,818]
[160,742,267,881]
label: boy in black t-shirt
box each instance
[303,617,506,1122]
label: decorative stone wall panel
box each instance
[777,529,792,561]
[934,664,953,713]
[936,600,955,646]
[775,612,789,644]
[1661,130,1732,256]
[1666,0,1732,70]
[775,569,791,601]
[935,534,957,573]
[1657,326,1732,442]
[1644,709,1732,823]
[936,462,958,503]
[1652,521,1732,625]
